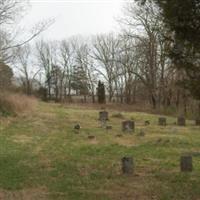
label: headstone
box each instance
[122,157,134,174]
[74,124,80,133]
[196,119,200,126]
[180,155,192,172]
[138,130,145,136]
[116,134,123,137]
[177,117,186,126]
[106,125,112,130]
[122,120,135,132]
[158,117,167,126]
[88,135,95,139]
[99,111,109,121]
[74,124,80,130]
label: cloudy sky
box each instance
[21,0,126,40]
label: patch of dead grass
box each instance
[0,187,49,200]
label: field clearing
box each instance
[0,102,200,200]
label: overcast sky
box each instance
[21,0,126,40]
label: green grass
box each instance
[0,102,200,199]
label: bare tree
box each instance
[14,44,40,95]
[92,33,119,102]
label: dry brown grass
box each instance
[0,93,37,116]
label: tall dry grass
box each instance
[0,93,37,116]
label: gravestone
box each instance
[196,119,200,126]
[138,130,145,137]
[122,120,135,132]
[177,116,186,126]
[106,125,112,130]
[99,111,109,121]
[88,135,95,139]
[74,124,80,134]
[158,117,167,126]
[180,155,192,172]
[74,124,80,130]
[116,134,123,137]
[122,157,134,174]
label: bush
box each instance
[0,93,37,117]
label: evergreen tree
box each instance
[97,80,106,104]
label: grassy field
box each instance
[0,102,200,200]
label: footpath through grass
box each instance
[0,102,200,200]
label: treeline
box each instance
[1,1,200,116]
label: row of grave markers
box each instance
[159,117,200,126]
[99,111,200,131]
[122,155,193,174]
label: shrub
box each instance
[0,93,37,117]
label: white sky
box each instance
[21,0,126,40]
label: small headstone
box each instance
[122,120,135,132]
[180,155,192,172]
[74,124,81,130]
[99,111,109,121]
[144,120,150,126]
[88,135,95,139]
[195,119,200,126]
[138,130,145,137]
[177,117,186,126]
[116,134,123,137]
[122,157,134,174]
[106,125,112,130]
[158,117,167,126]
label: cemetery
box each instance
[0,102,200,199]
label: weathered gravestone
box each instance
[196,119,200,126]
[177,116,186,126]
[122,157,134,174]
[158,117,167,126]
[99,111,109,121]
[122,120,135,132]
[74,124,80,134]
[106,125,112,130]
[180,155,193,172]
[88,135,95,140]
[138,130,145,137]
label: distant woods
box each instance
[0,0,200,116]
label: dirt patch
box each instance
[12,135,33,144]
[0,187,49,200]
[115,137,136,147]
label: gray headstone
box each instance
[180,155,192,172]
[99,111,109,121]
[106,125,112,130]
[122,120,135,132]
[177,117,186,126]
[158,117,167,126]
[122,157,134,174]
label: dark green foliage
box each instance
[71,65,89,96]
[137,0,200,100]
[97,80,106,104]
